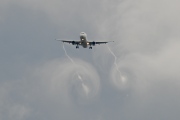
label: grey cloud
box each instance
[1,0,180,120]
[93,0,180,119]
[0,58,101,119]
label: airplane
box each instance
[56,32,114,49]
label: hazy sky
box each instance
[1,0,180,120]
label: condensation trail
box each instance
[107,44,127,89]
[63,44,89,94]
[62,44,80,78]
[107,44,122,76]
[62,43,75,64]
[62,44,78,72]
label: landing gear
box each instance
[89,46,92,49]
[76,46,79,49]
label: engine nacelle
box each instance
[92,41,96,46]
[72,41,75,45]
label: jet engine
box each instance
[72,41,75,45]
[92,41,96,46]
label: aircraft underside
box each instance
[57,32,113,49]
[76,43,92,49]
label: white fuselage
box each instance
[80,32,88,48]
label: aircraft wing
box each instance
[56,39,80,45]
[89,41,114,45]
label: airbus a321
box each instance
[56,32,114,49]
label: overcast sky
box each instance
[1,0,180,120]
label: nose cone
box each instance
[80,32,87,37]
[80,32,87,40]
[80,32,86,35]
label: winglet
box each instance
[108,41,114,42]
[55,39,64,42]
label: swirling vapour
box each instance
[1,0,180,120]
[35,58,100,105]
